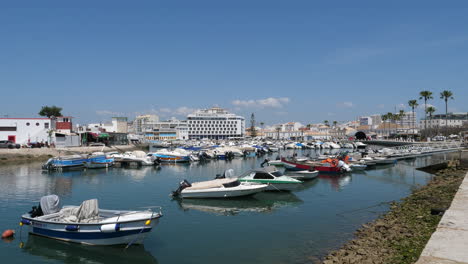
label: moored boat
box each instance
[20,195,162,246]
[171,178,268,199]
[238,166,303,191]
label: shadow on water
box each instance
[23,234,158,264]
[174,191,304,216]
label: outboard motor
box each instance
[171,180,192,197]
[42,158,54,171]
[260,158,270,167]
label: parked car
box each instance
[0,140,21,149]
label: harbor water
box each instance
[0,150,453,264]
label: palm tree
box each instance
[381,114,388,139]
[419,90,433,131]
[333,121,338,127]
[324,120,329,127]
[440,90,454,136]
[426,106,436,137]
[408,100,419,135]
[398,110,406,129]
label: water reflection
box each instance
[175,192,303,216]
[23,235,158,264]
[318,174,353,191]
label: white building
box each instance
[395,111,416,128]
[187,107,245,140]
[144,119,189,141]
[0,118,52,144]
[86,117,128,133]
[133,114,159,133]
[420,119,464,128]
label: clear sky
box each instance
[1,1,467,125]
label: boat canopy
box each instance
[40,195,61,215]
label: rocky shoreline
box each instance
[0,145,141,166]
[322,165,467,264]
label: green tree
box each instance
[323,120,329,127]
[333,121,338,127]
[440,90,454,136]
[39,105,63,118]
[419,91,433,131]
[408,100,419,135]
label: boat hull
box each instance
[181,185,267,199]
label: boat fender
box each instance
[20,219,31,226]
[101,223,121,232]
[65,225,80,231]
[1,229,15,239]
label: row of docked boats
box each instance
[171,166,318,199]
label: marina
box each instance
[0,146,462,263]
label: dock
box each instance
[416,163,468,263]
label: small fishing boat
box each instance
[20,195,162,246]
[84,152,114,169]
[171,178,268,199]
[282,157,351,173]
[238,166,303,191]
[42,155,88,170]
[150,149,191,163]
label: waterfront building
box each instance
[86,117,128,133]
[144,119,189,141]
[187,107,245,140]
[359,115,382,128]
[0,116,74,145]
[394,111,416,128]
[0,118,52,144]
[133,114,159,133]
[419,112,467,128]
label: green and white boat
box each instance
[238,166,303,191]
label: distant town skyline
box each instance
[1,1,467,125]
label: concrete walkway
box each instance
[416,171,468,264]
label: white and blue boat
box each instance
[21,195,162,246]
[42,153,114,170]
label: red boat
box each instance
[281,158,343,173]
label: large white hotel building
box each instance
[187,107,245,140]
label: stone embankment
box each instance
[0,145,139,165]
[322,152,468,264]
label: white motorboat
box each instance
[238,166,303,191]
[171,177,268,199]
[20,195,162,246]
[285,170,319,180]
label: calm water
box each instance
[0,150,453,264]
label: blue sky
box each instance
[1,1,467,125]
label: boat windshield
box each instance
[271,171,283,177]
[222,180,241,188]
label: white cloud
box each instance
[96,110,122,116]
[232,97,290,109]
[337,102,354,108]
[377,104,385,109]
[397,103,406,109]
[174,106,196,116]
[159,108,171,113]
[418,103,435,110]
[327,112,336,116]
